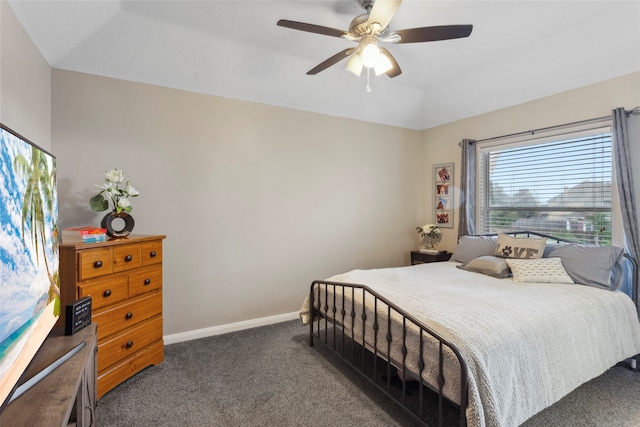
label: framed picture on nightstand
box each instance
[434,162,453,228]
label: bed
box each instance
[299,232,640,427]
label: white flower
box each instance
[106,186,121,196]
[117,197,131,209]
[105,169,124,184]
[90,169,140,213]
[97,181,116,191]
[417,224,441,238]
[124,184,139,197]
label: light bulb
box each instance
[373,51,393,76]
[346,54,363,76]
[361,43,380,68]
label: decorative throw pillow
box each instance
[450,235,498,263]
[495,234,546,259]
[506,258,574,284]
[457,256,511,278]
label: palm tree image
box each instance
[13,146,60,314]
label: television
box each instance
[0,123,59,407]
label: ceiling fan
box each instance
[277,0,473,78]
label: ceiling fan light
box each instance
[346,54,364,76]
[373,52,393,76]
[361,42,380,68]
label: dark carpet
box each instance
[96,320,640,426]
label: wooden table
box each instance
[1,323,97,426]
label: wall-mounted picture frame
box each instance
[433,162,453,228]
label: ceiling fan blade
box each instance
[277,19,346,38]
[394,25,473,44]
[307,49,354,75]
[379,47,402,78]
[367,0,402,32]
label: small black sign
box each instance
[65,296,92,335]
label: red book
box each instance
[65,226,107,235]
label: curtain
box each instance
[612,107,640,302]
[458,139,476,238]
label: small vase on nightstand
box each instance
[419,235,435,250]
[425,236,434,249]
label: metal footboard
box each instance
[309,280,469,427]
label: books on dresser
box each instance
[63,226,107,243]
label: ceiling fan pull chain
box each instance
[366,67,372,93]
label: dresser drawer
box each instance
[129,265,162,297]
[93,292,162,340]
[112,244,142,272]
[141,241,163,266]
[97,339,164,399]
[98,315,163,371]
[78,248,113,280]
[78,275,128,310]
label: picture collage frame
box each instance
[433,162,454,228]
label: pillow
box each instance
[457,256,511,278]
[450,235,498,263]
[505,258,574,284]
[544,244,624,290]
[495,234,546,259]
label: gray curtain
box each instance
[458,139,476,237]
[612,107,640,302]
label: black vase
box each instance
[101,211,135,238]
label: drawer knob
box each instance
[144,278,151,285]
[125,312,133,320]
[125,255,133,262]
[150,251,157,258]
[94,260,103,268]
[126,341,134,349]
[103,289,112,297]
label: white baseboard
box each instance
[163,311,300,345]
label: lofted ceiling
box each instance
[7,0,640,130]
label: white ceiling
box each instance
[8,0,640,130]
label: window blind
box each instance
[477,128,612,244]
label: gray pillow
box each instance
[457,255,511,278]
[450,235,498,263]
[544,244,624,290]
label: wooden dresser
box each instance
[59,234,166,399]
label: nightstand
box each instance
[410,251,452,265]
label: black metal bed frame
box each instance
[309,280,469,426]
[306,231,639,427]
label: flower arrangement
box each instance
[416,224,441,250]
[416,224,441,238]
[90,169,139,214]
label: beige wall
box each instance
[420,72,640,251]
[52,70,422,336]
[0,0,51,148]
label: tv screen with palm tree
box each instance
[0,123,59,407]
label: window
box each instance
[477,126,613,244]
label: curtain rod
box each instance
[467,114,612,145]
[460,106,640,146]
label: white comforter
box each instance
[299,261,640,427]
